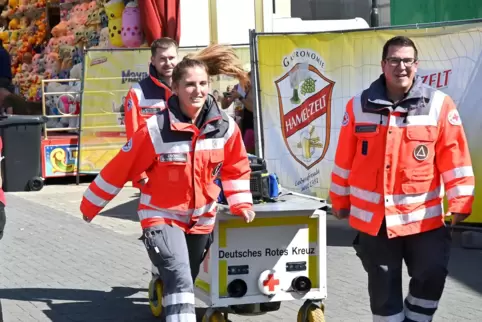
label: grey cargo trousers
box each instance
[143,224,212,322]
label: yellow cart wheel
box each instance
[297,303,325,322]
[148,279,163,317]
[202,310,225,322]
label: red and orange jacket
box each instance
[124,64,172,186]
[330,76,474,238]
[81,95,253,234]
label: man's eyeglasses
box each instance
[385,57,417,67]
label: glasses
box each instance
[385,57,417,67]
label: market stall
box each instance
[1,0,49,101]
[39,0,150,180]
[0,0,151,184]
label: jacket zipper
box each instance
[190,115,223,228]
[191,133,198,228]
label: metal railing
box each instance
[41,78,81,139]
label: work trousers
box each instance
[353,221,451,322]
[142,224,212,322]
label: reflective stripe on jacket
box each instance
[329,76,474,238]
[80,95,253,233]
[124,64,172,184]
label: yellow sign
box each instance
[256,21,482,223]
[79,49,149,173]
[79,46,251,174]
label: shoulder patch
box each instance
[447,109,461,126]
[122,138,133,152]
[341,111,349,127]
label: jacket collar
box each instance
[361,74,431,113]
[167,94,223,134]
[148,63,172,90]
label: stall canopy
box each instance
[139,0,181,45]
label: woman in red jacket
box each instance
[80,44,255,322]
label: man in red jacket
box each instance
[123,37,177,189]
[329,36,474,321]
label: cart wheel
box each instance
[202,310,225,322]
[297,303,325,322]
[28,177,44,192]
[148,279,163,317]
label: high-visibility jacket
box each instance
[329,76,474,238]
[124,64,172,186]
[80,95,253,234]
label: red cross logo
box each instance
[262,274,280,292]
[342,111,349,126]
[448,110,461,126]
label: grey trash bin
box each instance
[0,115,48,192]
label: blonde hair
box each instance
[172,44,250,88]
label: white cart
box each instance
[194,193,328,322]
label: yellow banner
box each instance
[257,21,482,223]
[79,46,250,174]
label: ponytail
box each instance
[172,44,249,87]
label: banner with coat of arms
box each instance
[274,53,335,171]
[256,21,482,223]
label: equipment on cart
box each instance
[215,154,280,204]
[198,194,327,322]
[247,153,266,171]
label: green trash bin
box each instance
[0,115,48,192]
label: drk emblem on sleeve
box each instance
[122,138,133,152]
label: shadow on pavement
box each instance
[0,286,151,321]
[0,286,210,321]
[445,231,482,296]
[99,195,140,222]
[326,218,357,247]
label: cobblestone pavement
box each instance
[1,184,481,321]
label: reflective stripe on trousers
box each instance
[372,293,440,322]
[143,225,197,322]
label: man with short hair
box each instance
[123,37,178,188]
[329,36,474,321]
